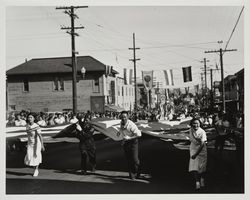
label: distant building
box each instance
[6,56,134,113]
[213,68,244,114]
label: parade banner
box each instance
[163,69,174,86]
[129,69,133,85]
[142,70,154,89]
[123,68,127,85]
[182,66,192,82]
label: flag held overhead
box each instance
[142,70,154,89]
[164,69,174,86]
[129,69,133,85]
[182,66,192,82]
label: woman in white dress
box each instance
[24,113,45,177]
[189,117,207,190]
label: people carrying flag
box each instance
[75,113,96,175]
[118,111,142,180]
[188,117,207,190]
[24,113,45,177]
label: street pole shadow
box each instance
[54,169,82,175]
[6,170,32,176]
[91,172,151,183]
[53,169,151,183]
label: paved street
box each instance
[6,136,244,194]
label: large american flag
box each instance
[6,117,218,143]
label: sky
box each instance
[5,5,244,90]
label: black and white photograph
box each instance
[2,1,247,198]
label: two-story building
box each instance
[6,56,135,113]
[213,68,244,114]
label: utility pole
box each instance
[200,73,204,91]
[205,48,237,113]
[200,58,209,91]
[200,58,210,109]
[210,69,213,110]
[56,6,87,115]
[129,33,140,111]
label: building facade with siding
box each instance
[6,56,134,113]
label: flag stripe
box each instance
[164,69,174,86]
[164,70,169,85]
[129,69,133,85]
[170,69,174,85]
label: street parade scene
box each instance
[4,4,245,198]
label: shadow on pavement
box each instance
[6,177,189,194]
[6,171,32,176]
[6,137,244,193]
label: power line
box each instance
[140,41,218,49]
[224,6,244,52]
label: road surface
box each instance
[6,136,244,194]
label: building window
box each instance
[122,86,124,96]
[23,79,29,92]
[93,78,100,93]
[54,77,64,91]
[9,105,16,110]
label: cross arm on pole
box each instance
[56,6,88,9]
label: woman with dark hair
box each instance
[75,114,96,175]
[188,117,207,190]
[24,113,45,177]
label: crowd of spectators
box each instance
[6,108,244,131]
[6,110,124,127]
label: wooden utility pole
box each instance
[56,6,87,115]
[200,73,204,91]
[205,48,237,113]
[200,58,209,91]
[200,58,210,108]
[129,33,140,111]
[210,69,213,110]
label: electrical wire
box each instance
[224,6,244,52]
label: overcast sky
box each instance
[6,5,244,89]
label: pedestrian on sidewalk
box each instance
[24,113,45,177]
[76,113,96,175]
[118,111,142,180]
[188,117,207,190]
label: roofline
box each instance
[6,55,121,76]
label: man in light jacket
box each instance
[118,111,142,180]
